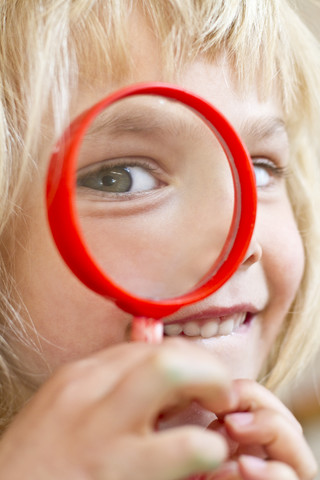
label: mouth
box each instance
[163,308,256,339]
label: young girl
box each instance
[0,1,319,479]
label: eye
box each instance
[77,161,162,195]
[252,158,287,189]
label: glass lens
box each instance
[75,94,235,300]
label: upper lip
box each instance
[163,303,262,326]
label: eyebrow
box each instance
[84,105,289,154]
[88,109,166,136]
[241,116,288,141]
[85,104,217,142]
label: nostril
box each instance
[241,238,262,267]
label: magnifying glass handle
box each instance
[131,317,164,344]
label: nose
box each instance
[241,234,262,268]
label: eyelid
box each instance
[251,157,290,178]
[77,156,163,176]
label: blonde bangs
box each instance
[74,0,320,146]
[2,0,318,142]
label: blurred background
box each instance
[280,354,320,478]
[298,0,320,37]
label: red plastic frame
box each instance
[46,83,257,319]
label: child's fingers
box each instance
[45,342,156,399]
[47,338,234,409]
[219,379,301,432]
[239,456,299,480]
[205,460,241,479]
[29,338,236,438]
[215,380,317,479]
[44,338,235,439]
[95,340,236,432]
[114,427,228,480]
[0,339,234,480]
[225,409,317,480]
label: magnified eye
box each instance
[77,163,161,194]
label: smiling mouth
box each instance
[163,312,253,339]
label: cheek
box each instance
[265,217,304,301]
[14,201,132,372]
[257,199,305,341]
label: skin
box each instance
[3,10,317,480]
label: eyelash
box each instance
[78,158,161,178]
[251,157,290,181]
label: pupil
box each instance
[105,167,132,192]
[102,175,116,187]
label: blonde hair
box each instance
[0,0,319,429]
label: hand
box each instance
[207,379,318,480]
[0,339,236,480]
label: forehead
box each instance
[178,57,284,126]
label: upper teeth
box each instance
[164,313,246,338]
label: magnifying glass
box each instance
[46,82,257,343]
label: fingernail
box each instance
[225,412,254,427]
[239,455,266,472]
[186,475,205,480]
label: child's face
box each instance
[14,15,304,384]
